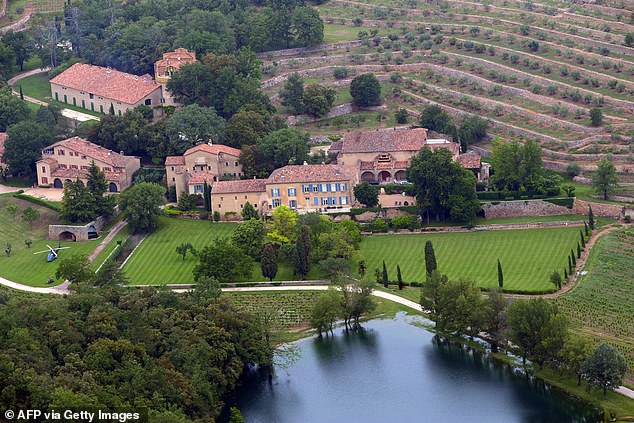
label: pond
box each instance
[234,314,601,423]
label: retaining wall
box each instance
[481,199,572,218]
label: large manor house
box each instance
[165,127,485,216]
[49,48,196,116]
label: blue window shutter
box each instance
[314,197,318,206]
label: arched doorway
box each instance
[108,182,118,192]
[64,179,72,186]
[395,170,407,181]
[59,231,77,242]
[361,171,376,182]
[53,178,63,188]
[378,171,392,182]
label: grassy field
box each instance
[123,217,323,285]
[0,197,101,286]
[360,227,582,292]
[555,228,634,383]
[476,214,614,226]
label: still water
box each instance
[235,313,600,423]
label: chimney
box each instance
[120,151,124,156]
[303,161,308,165]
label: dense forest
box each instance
[62,0,324,75]
[0,286,273,422]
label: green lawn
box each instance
[323,24,377,43]
[555,228,634,383]
[17,72,102,118]
[360,227,582,292]
[123,217,323,285]
[476,214,614,226]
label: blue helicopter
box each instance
[33,243,71,262]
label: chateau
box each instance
[36,137,140,192]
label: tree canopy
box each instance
[118,183,165,234]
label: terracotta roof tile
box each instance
[50,63,161,105]
[341,128,428,154]
[183,143,241,158]
[267,164,357,184]
[155,48,197,77]
[457,152,481,169]
[212,179,267,194]
[42,137,129,167]
[165,156,185,166]
[0,132,6,162]
[187,172,216,185]
[40,157,58,165]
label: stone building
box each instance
[211,164,359,216]
[456,150,490,181]
[329,128,459,183]
[49,63,162,116]
[154,48,197,107]
[165,143,242,201]
[36,137,141,192]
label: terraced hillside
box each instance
[261,0,634,177]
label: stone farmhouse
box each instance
[212,164,358,216]
[50,63,163,117]
[329,128,460,183]
[154,48,197,107]
[0,132,6,170]
[165,143,243,201]
[36,137,140,192]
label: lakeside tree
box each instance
[337,278,376,329]
[260,243,279,282]
[425,240,437,275]
[407,147,480,224]
[421,270,447,320]
[350,73,382,107]
[280,73,305,115]
[353,182,379,207]
[310,288,342,336]
[507,299,568,366]
[60,180,98,224]
[484,289,508,352]
[592,158,618,200]
[497,259,504,288]
[118,182,165,234]
[194,239,253,283]
[559,335,593,386]
[231,218,265,259]
[581,343,628,395]
[295,225,312,279]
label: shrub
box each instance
[333,67,349,79]
[370,218,389,233]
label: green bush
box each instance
[544,198,574,208]
[370,218,388,232]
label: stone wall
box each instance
[572,198,626,219]
[48,213,113,241]
[481,199,572,218]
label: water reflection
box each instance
[233,314,601,423]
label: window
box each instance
[41,166,46,173]
[193,185,203,194]
[235,161,238,166]
[80,166,88,170]
[43,148,54,155]
[70,165,78,169]
[289,200,297,209]
[118,110,122,116]
[225,162,229,167]
[312,185,319,192]
[321,197,329,206]
[171,167,174,171]
[271,188,280,197]
[330,183,337,192]
[302,184,310,193]
[58,149,64,156]
[81,99,85,109]
[342,183,348,191]
[41,177,47,184]
[336,183,341,191]
[60,164,67,169]
[172,178,175,182]
[100,105,104,114]
[55,92,58,101]
[340,196,349,205]
[145,99,152,106]
[288,188,296,197]
[313,197,319,206]
[89,93,94,99]
[82,155,86,160]
[272,199,281,207]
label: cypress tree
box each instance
[203,182,211,212]
[295,225,311,279]
[564,268,568,280]
[261,243,278,282]
[584,221,589,237]
[580,230,585,248]
[397,264,403,290]
[588,206,595,230]
[568,256,573,274]
[497,259,503,288]
[109,103,115,115]
[424,240,437,276]
[382,261,389,288]
[577,242,581,259]
[571,249,576,266]
[19,85,24,100]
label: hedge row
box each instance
[13,193,61,212]
[477,191,556,200]
[544,198,575,208]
